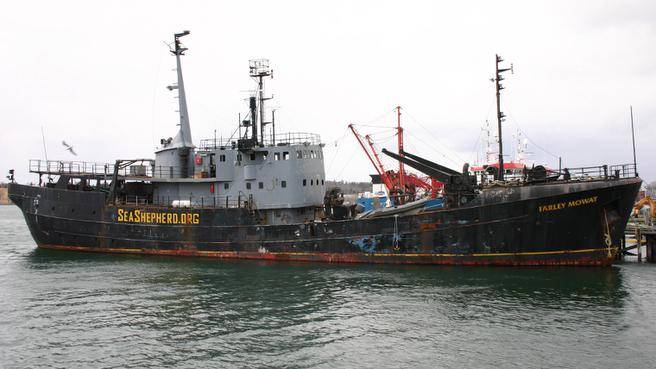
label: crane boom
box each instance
[348,124,395,191]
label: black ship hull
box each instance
[8,177,641,266]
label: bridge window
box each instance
[274,152,280,161]
[224,183,229,190]
[296,151,302,159]
[281,180,287,188]
[220,154,226,162]
[283,152,289,160]
[250,153,256,161]
[310,150,316,159]
[259,182,264,189]
[303,179,307,186]
[246,182,251,190]
[311,179,314,185]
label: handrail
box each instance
[199,132,321,150]
[28,159,200,179]
[117,194,254,209]
[558,163,637,180]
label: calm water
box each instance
[1,206,655,368]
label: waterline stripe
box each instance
[39,244,613,258]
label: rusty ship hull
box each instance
[8,177,641,266]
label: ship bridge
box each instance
[150,131,326,225]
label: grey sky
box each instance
[1,0,654,184]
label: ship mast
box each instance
[166,30,194,148]
[249,59,273,146]
[396,106,405,191]
[493,54,512,181]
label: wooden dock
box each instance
[622,218,656,262]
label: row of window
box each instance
[217,150,323,163]
[219,153,257,162]
[245,181,285,190]
[303,179,324,186]
[296,150,323,159]
[222,179,324,191]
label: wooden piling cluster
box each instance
[622,221,656,262]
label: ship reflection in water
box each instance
[4,230,653,368]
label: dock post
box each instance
[647,234,656,263]
[637,228,642,262]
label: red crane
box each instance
[349,119,442,201]
[348,124,396,192]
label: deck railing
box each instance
[558,163,637,180]
[117,194,254,209]
[28,160,203,180]
[30,160,118,177]
[199,132,321,150]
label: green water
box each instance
[1,205,655,368]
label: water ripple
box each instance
[1,206,655,368]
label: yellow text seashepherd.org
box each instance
[117,209,200,225]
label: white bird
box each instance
[62,140,77,156]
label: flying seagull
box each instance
[62,141,77,156]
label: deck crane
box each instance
[348,124,397,195]
[348,122,441,203]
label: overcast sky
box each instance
[1,0,654,185]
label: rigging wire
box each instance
[368,131,399,142]
[359,107,398,125]
[471,95,498,163]
[505,110,560,160]
[357,123,396,129]
[151,45,166,150]
[404,130,463,168]
[401,108,468,164]
[332,144,361,180]
[468,131,483,164]
[325,126,351,174]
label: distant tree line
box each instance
[646,181,656,197]
[325,180,372,194]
